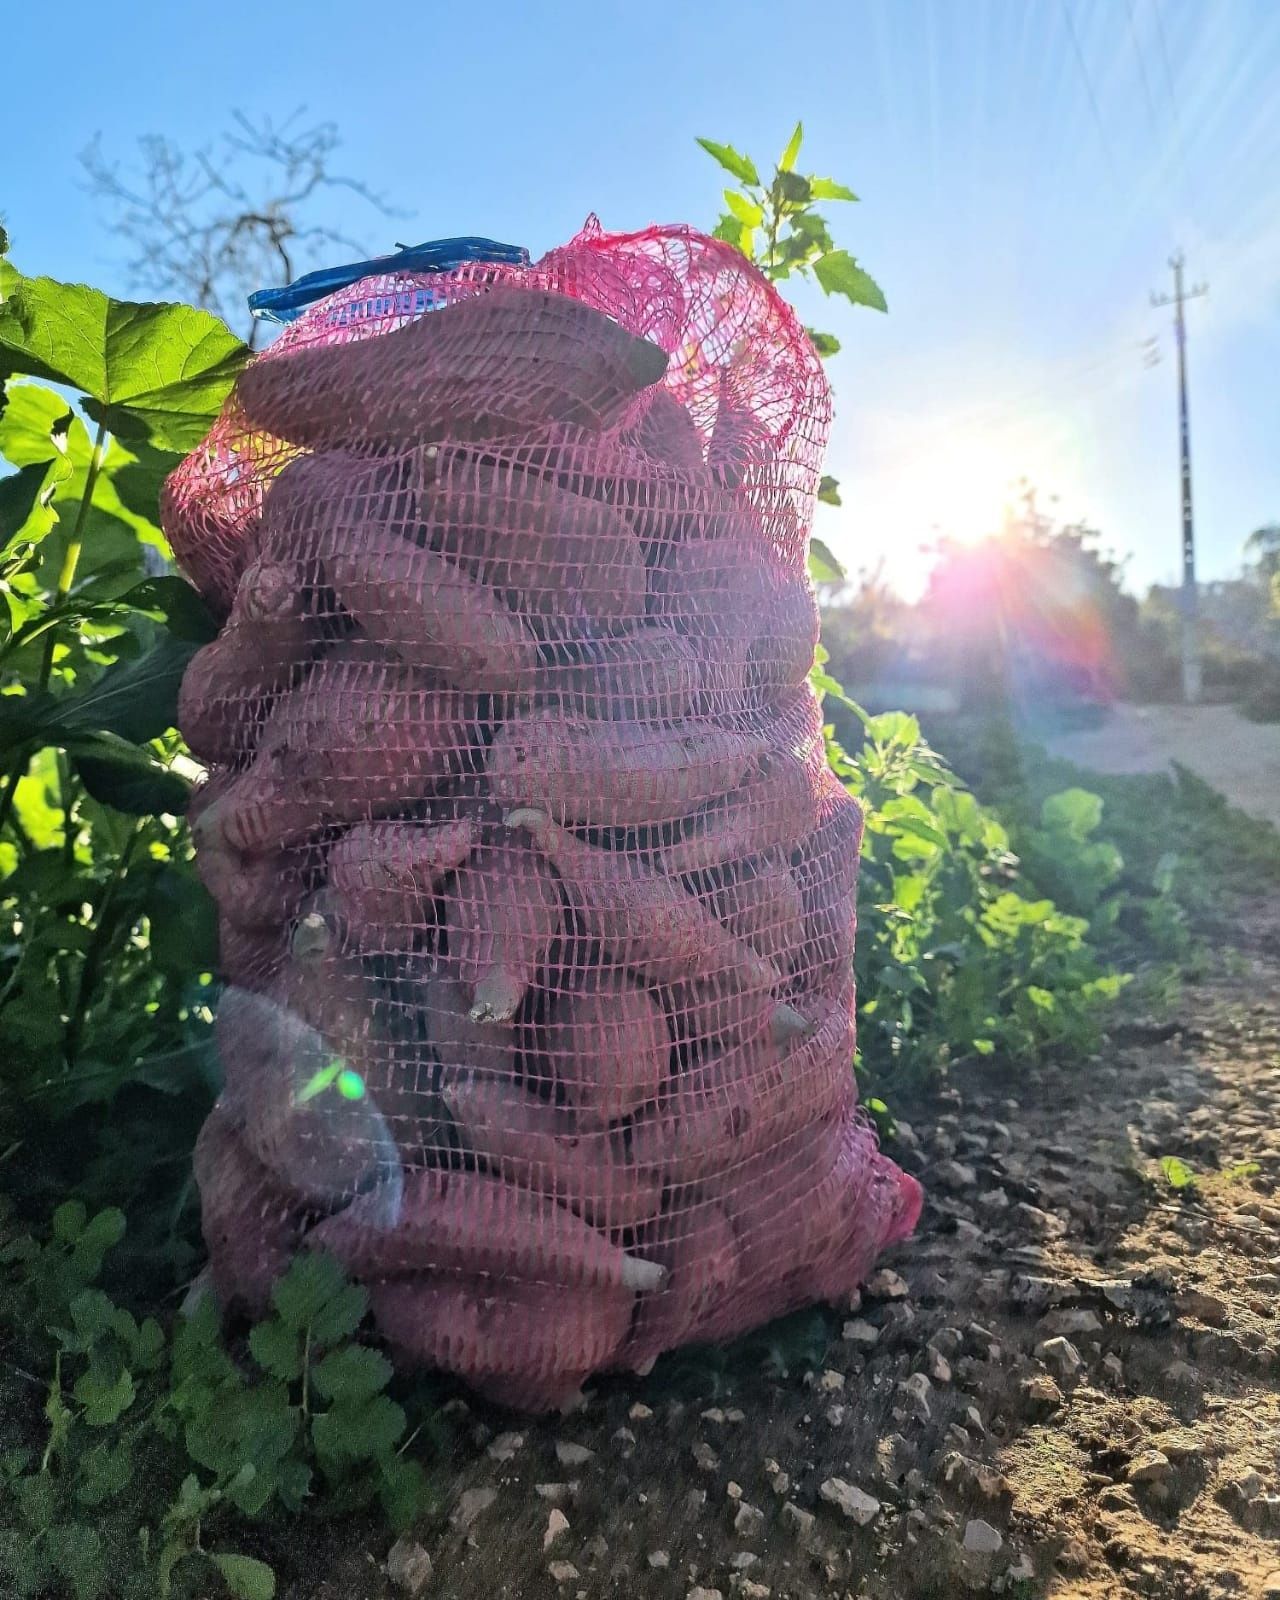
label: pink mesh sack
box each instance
[168,218,922,1411]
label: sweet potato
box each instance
[621,1197,740,1370]
[193,1099,305,1316]
[650,537,819,692]
[423,451,648,638]
[420,968,518,1078]
[706,384,773,488]
[506,809,779,996]
[327,819,476,949]
[235,286,669,449]
[665,972,808,1054]
[368,1274,635,1412]
[190,650,480,854]
[439,841,563,1023]
[539,628,704,722]
[488,712,768,829]
[325,520,541,697]
[538,970,669,1126]
[703,852,807,969]
[658,744,820,876]
[192,778,311,928]
[439,1070,662,1232]
[807,1144,924,1303]
[308,1165,666,1292]
[625,389,706,474]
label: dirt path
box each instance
[294,897,1280,1600]
[1043,703,1280,830]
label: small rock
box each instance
[1036,1336,1083,1378]
[825,1404,846,1427]
[544,1508,571,1549]
[1150,1428,1203,1463]
[1176,1288,1230,1326]
[385,1538,433,1596]
[450,1487,497,1531]
[1014,1201,1063,1236]
[865,1269,909,1300]
[581,1534,609,1565]
[728,1553,759,1571]
[1006,1551,1035,1583]
[780,1500,816,1541]
[764,1459,790,1495]
[547,1562,579,1584]
[978,1187,1010,1212]
[1164,1357,1196,1383]
[1038,1307,1104,1338]
[954,1218,987,1246]
[1127,1450,1171,1484]
[842,1318,880,1347]
[899,1371,933,1421]
[628,1401,653,1421]
[554,1441,594,1468]
[936,1159,978,1190]
[612,1426,636,1447]
[963,1518,1004,1555]
[724,1407,746,1424]
[486,1430,523,1462]
[1102,1353,1125,1381]
[702,1406,728,1423]
[926,1348,953,1384]
[1021,1374,1064,1412]
[534,1482,576,1504]
[819,1477,880,1525]
[647,1551,670,1570]
[817,1368,846,1392]
[941,1453,1007,1500]
[731,1581,771,1600]
[687,1588,723,1600]
[734,1501,766,1538]
[965,1405,985,1434]
[1231,1470,1264,1503]
[692,1441,720,1472]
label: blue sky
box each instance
[3,0,1278,594]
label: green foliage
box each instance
[0,254,239,1113]
[0,1204,433,1600]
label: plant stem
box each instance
[0,421,109,840]
[300,1325,311,1419]
[63,817,143,1071]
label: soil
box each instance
[1044,703,1280,830]
[284,890,1280,1600]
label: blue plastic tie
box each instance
[248,237,531,324]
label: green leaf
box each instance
[311,1344,393,1405]
[73,1363,135,1426]
[0,463,55,549]
[806,329,841,358]
[78,1207,126,1256]
[817,475,842,507]
[312,1394,405,1464]
[378,1454,432,1531]
[75,1440,134,1507]
[49,631,200,743]
[211,1554,276,1600]
[778,121,804,173]
[808,537,846,584]
[813,251,888,312]
[696,138,760,187]
[1159,1154,1197,1190]
[270,1252,367,1344]
[52,1200,88,1243]
[124,576,218,643]
[809,178,859,202]
[723,190,764,228]
[47,1523,104,1600]
[1040,787,1104,841]
[248,1319,304,1383]
[73,749,190,817]
[777,171,812,205]
[711,216,751,256]
[0,271,247,451]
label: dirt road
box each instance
[295,895,1280,1600]
[1044,703,1280,830]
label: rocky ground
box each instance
[294,893,1280,1600]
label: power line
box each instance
[1150,0,1198,217]
[1124,0,1163,137]
[1058,0,1124,194]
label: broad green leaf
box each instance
[52,1200,88,1243]
[211,1554,277,1600]
[1040,787,1104,841]
[711,216,751,256]
[809,177,859,201]
[806,329,841,358]
[270,1251,367,1344]
[311,1343,393,1405]
[0,463,55,550]
[312,1394,405,1463]
[778,121,804,172]
[0,382,74,466]
[47,1524,104,1600]
[72,745,190,818]
[696,138,760,187]
[817,475,842,507]
[723,190,764,228]
[777,171,812,205]
[73,1363,135,1426]
[0,270,247,451]
[813,251,888,312]
[248,1319,304,1383]
[1159,1154,1196,1189]
[50,632,201,743]
[378,1455,432,1531]
[808,536,846,584]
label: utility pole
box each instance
[1151,252,1208,703]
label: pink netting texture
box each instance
[168,217,922,1411]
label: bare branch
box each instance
[81,109,407,341]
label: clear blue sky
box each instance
[4,0,1278,594]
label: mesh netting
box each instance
[169,217,922,1411]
